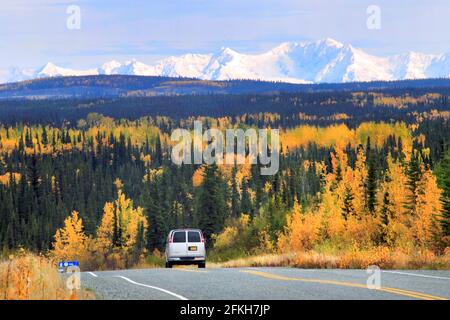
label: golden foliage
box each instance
[0,120,161,156]
[412,170,442,247]
[0,172,21,186]
[51,191,149,271]
[192,166,205,187]
[51,211,88,263]
[278,145,446,262]
[0,252,94,300]
[278,200,322,252]
[94,190,148,270]
[282,122,412,156]
[212,214,250,250]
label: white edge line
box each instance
[87,272,98,278]
[382,270,450,280]
[114,275,188,300]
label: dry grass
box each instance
[210,248,450,270]
[0,252,95,300]
[131,250,165,269]
[209,253,297,268]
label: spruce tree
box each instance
[436,149,450,236]
[195,164,227,244]
[366,149,377,214]
[341,186,355,220]
[405,151,422,215]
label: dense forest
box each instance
[0,84,449,127]
[2,75,450,100]
[0,85,449,270]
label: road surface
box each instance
[81,267,450,300]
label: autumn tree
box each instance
[96,185,149,268]
[52,211,88,263]
[411,169,442,247]
[278,199,321,252]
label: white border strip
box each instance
[87,272,98,278]
[115,276,188,300]
[382,271,450,280]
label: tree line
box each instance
[0,113,449,269]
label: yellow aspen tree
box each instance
[351,147,368,218]
[382,156,412,246]
[412,169,442,247]
[93,190,149,268]
[278,198,322,252]
[52,211,87,262]
[278,199,303,252]
[334,141,348,175]
[315,170,344,242]
[114,190,148,250]
[96,202,115,253]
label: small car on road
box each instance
[165,229,206,268]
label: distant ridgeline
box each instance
[0,76,448,126]
[1,75,450,99]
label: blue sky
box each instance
[1,0,450,80]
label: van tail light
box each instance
[169,235,173,243]
[200,234,205,243]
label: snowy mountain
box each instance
[7,38,450,84]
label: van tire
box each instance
[198,262,206,269]
[165,262,172,268]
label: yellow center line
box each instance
[173,267,208,273]
[241,270,448,300]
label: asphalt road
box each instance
[80,267,450,300]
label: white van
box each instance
[165,229,206,268]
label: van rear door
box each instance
[171,231,187,256]
[186,230,204,257]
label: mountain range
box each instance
[7,38,450,84]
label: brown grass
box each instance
[209,253,297,268]
[0,252,95,300]
[210,248,450,270]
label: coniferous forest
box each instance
[0,83,450,270]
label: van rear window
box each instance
[173,231,186,243]
[188,231,201,242]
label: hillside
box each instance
[1,75,450,100]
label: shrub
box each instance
[0,251,94,300]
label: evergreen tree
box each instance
[366,148,378,214]
[341,185,355,220]
[195,164,227,244]
[379,191,392,243]
[42,126,48,146]
[436,148,450,237]
[405,151,422,215]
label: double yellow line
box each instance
[241,270,448,300]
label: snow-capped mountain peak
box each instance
[100,60,122,74]
[37,62,98,78]
[6,39,450,84]
[38,62,70,77]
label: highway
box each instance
[80,267,450,300]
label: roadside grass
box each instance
[208,253,296,268]
[209,247,450,270]
[0,251,95,300]
[132,249,165,269]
